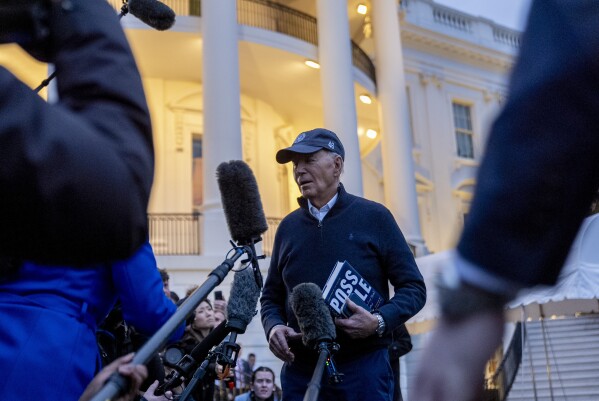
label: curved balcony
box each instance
[110,0,376,85]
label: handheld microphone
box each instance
[290,283,336,348]
[216,160,269,246]
[127,0,176,31]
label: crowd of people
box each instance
[146,282,281,401]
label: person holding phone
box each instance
[213,290,227,326]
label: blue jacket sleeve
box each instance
[111,242,184,343]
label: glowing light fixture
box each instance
[366,129,377,139]
[304,59,320,69]
[357,3,368,15]
[359,94,372,104]
[357,127,365,137]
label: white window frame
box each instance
[452,102,475,159]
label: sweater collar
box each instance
[297,182,348,212]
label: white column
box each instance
[372,0,427,255]
[202,0,243,255]
[316,0,363,196]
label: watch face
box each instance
[375,314,385,335]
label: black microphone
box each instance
[216,267,261,376]
[216,160,269,246]
[291,283,343,401]
[189,264,261,364]
[290,283,336,348]
[128,0,176,31]
[226,266,261,333]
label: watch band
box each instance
[373,312,386,337]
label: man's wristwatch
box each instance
[372,312,386,337]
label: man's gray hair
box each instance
[326,150,344,174]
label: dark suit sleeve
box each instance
[0,0,153,264]
[458,0,599,287]
[260,226,288,339]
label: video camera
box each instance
[159,336,239,396]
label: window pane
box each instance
[456,132,474,158]
[453,102,474,158]
[452,103,472,130]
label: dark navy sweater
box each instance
[260,184,426,365]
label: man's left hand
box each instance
[334,298,379,338]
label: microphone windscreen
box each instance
[128,0,176,31]
[216,160,268,245]
[290,283,336,348]
[226,267,261,333]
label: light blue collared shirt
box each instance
[307,193,338,222]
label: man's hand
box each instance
[268,325,302,362]
[410,310,504,401]
[334,298,379,339]
[78,353,147,401]
[142,380,173,401]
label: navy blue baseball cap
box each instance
[276,128,345,164]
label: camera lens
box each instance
[164,346,184,367]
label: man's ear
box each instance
[333,156,343,176]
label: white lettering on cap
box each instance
[294,133,306,144]
[328,141,335,150]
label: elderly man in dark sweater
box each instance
[260,128,426,401]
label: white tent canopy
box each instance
[406,214,599,334]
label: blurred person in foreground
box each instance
[412,1,599,400]
[261,128,426,400]
[0,240,184,400]
[0,0,153,265]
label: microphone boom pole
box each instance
[90,159,267,401]
[88,244,247,401]
[303,343,335,401]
